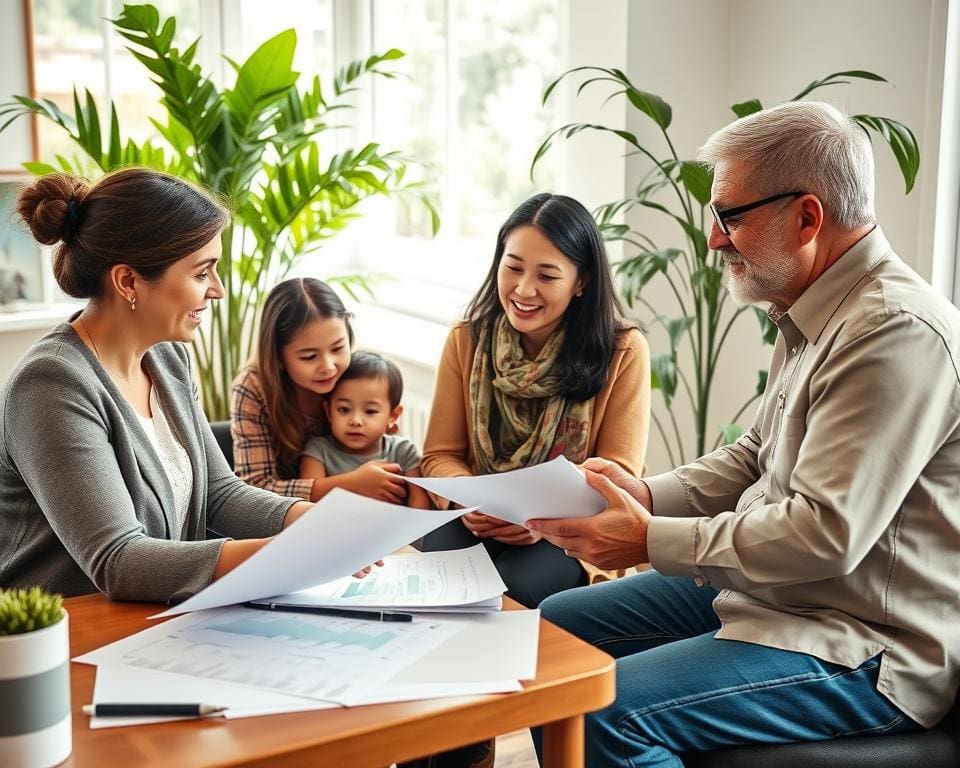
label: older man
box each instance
[528,101,960,766]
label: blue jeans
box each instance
[537,570,917,767]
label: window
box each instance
[27,0,565,325]
[322,0,564,323]
[229,0,333,84]
[32,0,201,166]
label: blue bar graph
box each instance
[205,616,397,651]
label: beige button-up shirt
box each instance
[646,227,960,728]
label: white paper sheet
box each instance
[154,489,473,617]
[77,605,465,703]
[406,455,606,525]
[86,610,539,728]
[257,544,506,612]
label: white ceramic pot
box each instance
[0,610,72,768]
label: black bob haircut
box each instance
[463,192,631,402]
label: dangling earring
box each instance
[129,294,137,311]
[575,288,583,297]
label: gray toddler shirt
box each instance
[301,434,422,476]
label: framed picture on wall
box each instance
[0,173,47,309]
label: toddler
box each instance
[300,351,430,508]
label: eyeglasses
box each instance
[709,191,806,236]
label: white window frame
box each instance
[934,0,960,301]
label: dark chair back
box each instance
[209,420,234,470]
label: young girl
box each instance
[420,192,651,608]
[231,278,408,503]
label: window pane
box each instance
[454,0,560,237]
[237,0,333,79]
[33,0,107,163]
[110,1,201,146]
[33,0,201,163]
[367,0,561,295]
[371,0,447,239]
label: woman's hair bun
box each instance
[16,173,91,246]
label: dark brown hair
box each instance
[255,278,354,466]
[335,351,404,409]
[16,168,228,299]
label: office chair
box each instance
[209,420,234,470]
[682,694,960,766]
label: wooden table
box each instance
[62,594,615,767]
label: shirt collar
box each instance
[773,226,892,345]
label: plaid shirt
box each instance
[230,367,327,500]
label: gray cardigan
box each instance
[0,322,297,602]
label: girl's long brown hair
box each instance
[255,278,354,470]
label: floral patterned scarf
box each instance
[470,314,593,475]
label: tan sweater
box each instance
[421,323,650,581]
[422,323,650,479]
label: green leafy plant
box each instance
[533,69,919,466]
[1,3,438,419]
[0,587,64,635]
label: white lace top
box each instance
[136,387,193,536]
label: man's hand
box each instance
[527,468,651,569]
[462,511,542,546]
[581,457,652,510]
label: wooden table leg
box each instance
[542,714,584,768]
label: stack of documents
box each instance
[255,545,504,613]
[77,458,607,728]
[78,607,541,728]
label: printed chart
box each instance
[89,606,465,702]
[263,545,505,611]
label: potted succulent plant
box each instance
[0,587,71,768]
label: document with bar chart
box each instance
[75,604,465,703]
[255,544,506,613]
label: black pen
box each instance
[244,601,414,622]
[83,703,226,717]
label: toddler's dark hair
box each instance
[336,351,404,408]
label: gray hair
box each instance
[698,101,876,230]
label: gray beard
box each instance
[721,223,804,307]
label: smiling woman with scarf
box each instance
[419,192,651,608]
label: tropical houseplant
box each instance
[0,587,71,767]
[533,69,919,466]
[0,3,437,420]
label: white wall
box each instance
[619,0,950,472]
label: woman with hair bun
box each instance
[0,168,319,602]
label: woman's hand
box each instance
[345,461,407,503]
[462,511,542,546]
[352,559,385,579]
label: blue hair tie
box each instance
[66,198,82,237]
